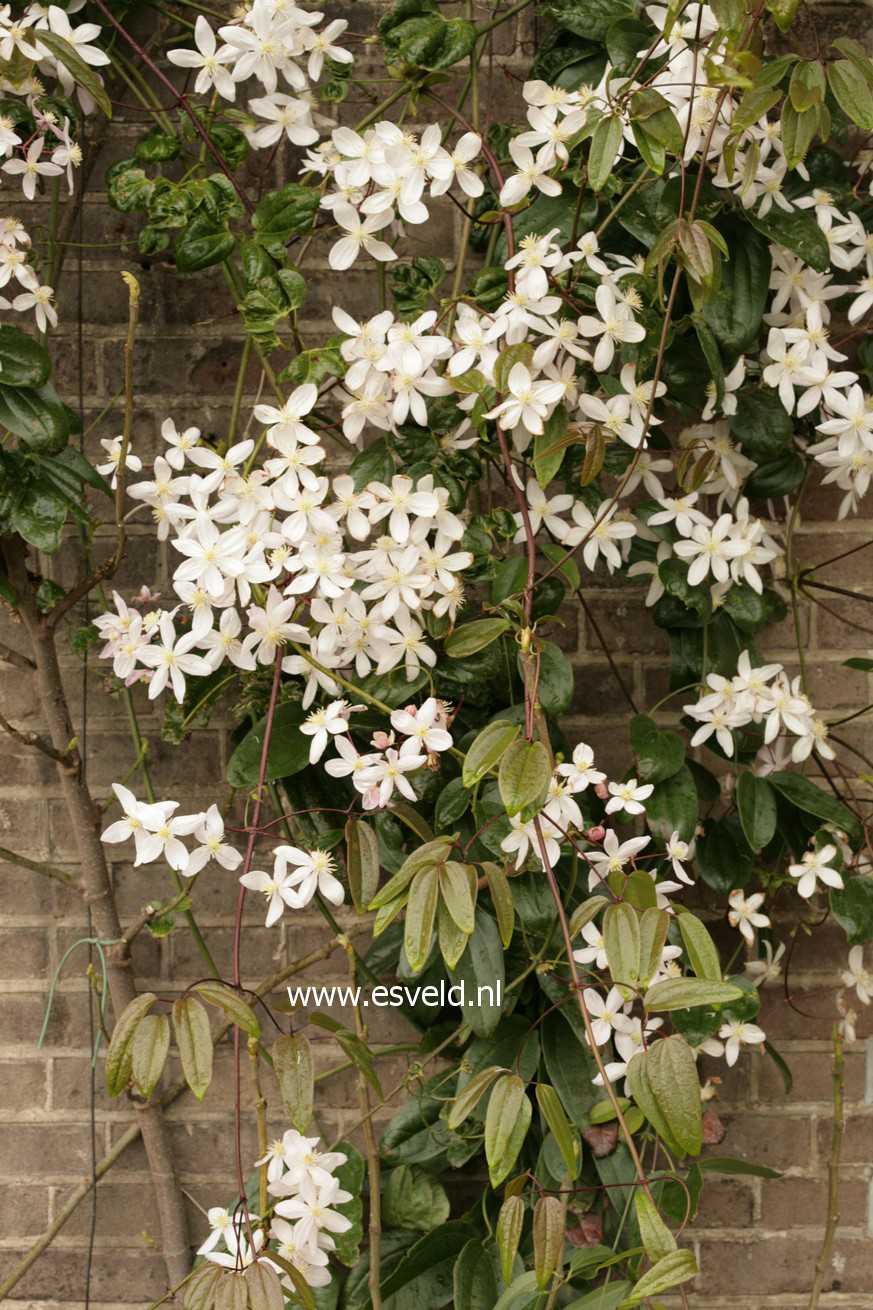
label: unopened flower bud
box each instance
[587,824,606,843]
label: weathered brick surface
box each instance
[1,3,873,1308]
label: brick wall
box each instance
[1,3,873,1307]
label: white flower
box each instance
[2,137,62,200]
[329,204,397,271]
[585,831,650,892]
[240,865,299,926]
[605,778,653,816]
[137,612,211,702]
[100,783,175,864]
[577,283,645,373]
[744,940,785,985]
[301,699,351,763]
[573,921,607,971]
[673,513,748,587]
[390,698,452,753]
[184,804,242,876]
[358,746,427,808]
[583,986,629,1046]
[788,844,843,899]
[273,1174,353,1249]
[727,890,770,945]
[718,1018,766,1066]
[842,945,873,1005]
[498,138,562,207]
[485,362,564,437]
[274,844,345,908]
[167,15,237,99]
[556,742,605,792]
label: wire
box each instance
[76,120,98,1310]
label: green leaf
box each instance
[696,815,753,893]
[346,817,381,915]
[645,1034,703,1155]
[832,37,873,84]
[106,993,157,1096]
[330,1141,365,1266]
[736,772,777,851]
[540,0,634,40]
[0,381,69,455]
[700,221,771,355]
[536,1084,578,1178]
[244,1263,284,1310]
[485,1074,531,1187]
[448,909,505,1036]
[453,1239,506,1310]
[0,326,51,388]
[174,213,235,273]
[830,877,873,945]
[589,113,623,191]
[347,436,394,490]
[8,478,69,553]
[273,1032,314,1131]
[184,1264,222,1310]
[533,1195,565,1289]
[639,907,669,987]
[376,1222,471,1308]
[252,182,319,253]
[730,389,793,459]
[405,863,440,973]
[439,860,475,935]
[380,0,477,72]
[383,1163,450,1231]
[765,0,800,32]
[629,714,685,784]
[622,1249,697,1304]
[434,777,470,830]
[644,977,743,1011]
[746,206,830,272]
[698,1155,783,1178]
[172,996,213,1101]
[46,445,113,498]
[37,29,112,117]
[533,641,574,716]
[781,100,818,168]
[676,911,723,982]
[603,902,641,998]
[496,1197,524,1288]
[645,764,698,843]
[533,404,568,487]
[829,59,873,131]
[768,770,863,848]
[485,861,515,947]
[498,737,551,817]
[130,1012,170,1098]
[463,721,521,789]
[494,343,533,394]
[226,702,309,788]
[445,617,509,657]
[634,1191,676,1263]
[368,838,452,910]
[626,1051,684,1157]
[193,980,259,1037]
[447,1064,505,1129]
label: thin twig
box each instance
[807,1025,845,1308]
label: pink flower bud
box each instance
[587,824,606,843]
[594,781,609,800]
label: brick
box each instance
[696,1234,873,1296]
[759,1050,866,1106]
[760,1177,870,1228]
[695,1177,755,1227]
[816,1113,873,1165]
[0,928,48,979]
[10,1247,169,1303]
[710,1113,813,1171]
